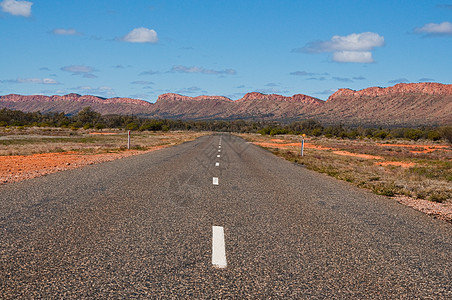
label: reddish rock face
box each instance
[329,82,452,100]
[0,94,154,115]
[236,92,323,105]
[0,94,151,106]
[156,93,232,102]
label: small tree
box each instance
[441,126,452,144]
[76,107,101,125]
[126,122,139,131]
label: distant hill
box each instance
[0,93,155,116]
[312,83,452,126]
[1,82,451,126]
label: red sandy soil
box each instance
[0,145,168,184]
[256,142,384,159]
[332,150,384,160]
[88,132,119,135]
[256,141,418,167]
[377,143,451,154]
[376,161,417,168]
[255,142,334,151]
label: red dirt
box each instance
[254,142,334,151]
[0,145,169,184]
[376,161,416,168]
[88,132,119,135]
[377,143,451,154]
[332,150,384,160]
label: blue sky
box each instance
[1,0,452,101]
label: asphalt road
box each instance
[1,134,451,298]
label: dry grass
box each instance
[0,127,208,156]
[239,133,452,204]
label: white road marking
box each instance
[219,145,221,148]
[217,154,220,158]
[218,149,221,152]
[213,177,219,185]
[215,162,219,167]
[212,226,227,268]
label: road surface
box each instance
[1,134,451,298]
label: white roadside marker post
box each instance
[127,130,131,150]
[301,134,305,157]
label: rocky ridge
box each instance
[329,82,452,99]
[1,82,451,125]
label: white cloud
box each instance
[333,51,374,63]
[61,65,94,74]
[73,85,115,96]
[175,86,204,94]
[332,76,353,83]
[139,70,160,76]
[130,80,154,85]
[171,65,236,75]
[418,77,435,82]
[415,21,452,35]
[255,88,290,94]
[388,78,410,84]
[61,65,97,78]
[122,27,158,43]
[129,93,150,100]
[0,0,32,17]
[296,32,384,63]
[52,28,82,36]
[328,32,384,51]
[314,88,338,95]
[290,70,329,76]
[6,78,60,84]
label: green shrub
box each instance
[427,130,441,141]
[95,123,106,130]
[440,126,452,144]
[404,129,424,141]
[373,130,389,139]
[312,127,322,137]
[372,183,396,197]
[258,127,272,135]
[428,192,448,203]
[126,122,139,131]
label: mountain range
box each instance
[1,82,451,126]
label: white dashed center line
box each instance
[218,149,221,152]
[213,177,219,185]
[215,162,219,167]
[217,154,220,158]
[212,226,227,268]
